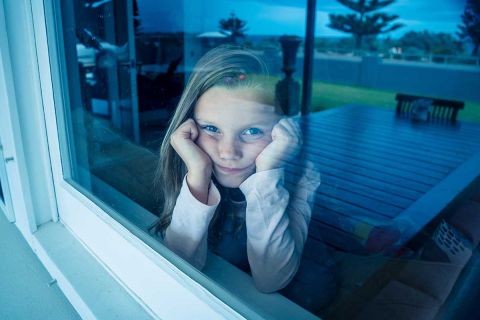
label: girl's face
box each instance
[194,86,281,188]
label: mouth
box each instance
[215,164,248,174]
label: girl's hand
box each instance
[255,118,302,172]
[170,119,212,203]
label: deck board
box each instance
[299,105,480,253]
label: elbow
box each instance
[168,246,206,271]
[164,234,207,270]
[191,255,207,271]
[252,272,295,293]
[251,259,300,293]
[249,244,303,293]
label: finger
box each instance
[284,118,303,146]
[177,119,199,140]
[189,120,199,141]
[271,120,290,141]
[282,118,303,143]
[278,118,298,136]
[276,119,301,146]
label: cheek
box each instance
[196,133,216,156]
[243,139,271,160]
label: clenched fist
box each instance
[255,118,302,172]
[170,118,213,203]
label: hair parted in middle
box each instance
[151,45,281,234]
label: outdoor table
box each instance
[297,105,480,254]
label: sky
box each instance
[137,0,467,38]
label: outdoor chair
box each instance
[395,93,464,123]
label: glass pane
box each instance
[55,1,155,226]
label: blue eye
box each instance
[241,128,264,142]
[243,127,263,136]
[201,125,220,134]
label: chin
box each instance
[214,174,246,188]
[213,168,254,188]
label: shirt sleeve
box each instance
[164,175,220,269]
[239,162,321,293]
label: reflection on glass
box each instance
[309,1,480,319]
[0,180,4,203]
[312,0,480,124]
[52,0,480,318]
[58,1,307,220]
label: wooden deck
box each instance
[295,105,480,254]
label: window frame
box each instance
[0,0,39,234]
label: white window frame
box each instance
[1,1,318,319]
[0,0,39,235]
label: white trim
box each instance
[29,221,154,319]
[3,0,58,227]
[0,0,37,235]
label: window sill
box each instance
[31,221,154,319]
[203,253,318,320]
[29,217,318,320]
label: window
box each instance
[46,0,480,318]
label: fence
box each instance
[265,54,480,102]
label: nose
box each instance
[218,136,241,160]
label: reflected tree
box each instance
[219,12,248,43]
[328,0,403,49]
[457,0,480,56]
[399,30,464,55]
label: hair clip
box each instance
[223,76,234,85]
[223,72,246,85]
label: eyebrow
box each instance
[194,118,210,123]
[195,118,274,128]
[194,118,219,126]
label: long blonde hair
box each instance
[151,45,276,235]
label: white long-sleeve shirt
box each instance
[164,165,320,293]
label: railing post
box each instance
[301,0,316,115]
[276,36,301,116]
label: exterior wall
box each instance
[376,60,480,102]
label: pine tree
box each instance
[328,0,403,49]
[457,0,480,56]
[219,12,248,43]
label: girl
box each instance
[152,45,333,310]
